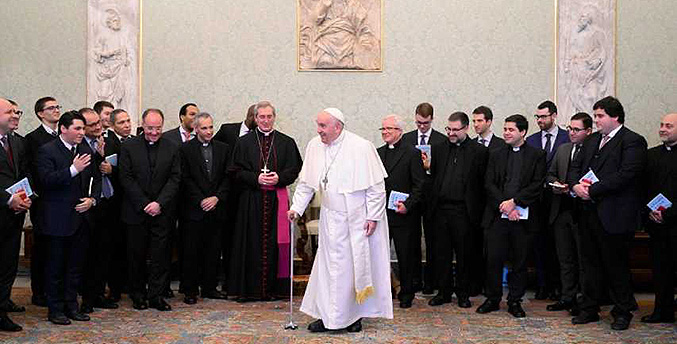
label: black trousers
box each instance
[647,223,677,315]
[107,206,127,297]
[551,209,580,303]
[82,198,115,303]
[576,206,636,316]
[126,215,171,301]
[485,219,534,303]
[389,217,419,301]
[533,193,560,291]
[29,205,47,299]
[181,215,223,296]
[434,203,473,298]
[0,213,23,312]
[45,225,88,315]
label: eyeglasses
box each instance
[444,125,467,133]
[415,120,432,126]
[42,105,62,112]
[86,120,102,128]
[534,114,553,120]
[11,110,23,117]
[379,127,401,132]
[567,126,587,133]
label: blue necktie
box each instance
[91,140,114,198]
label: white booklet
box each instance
[579,169,599,184]
[501,206,529,220]
[388,191,409,211]
[647,193,673,212]
[5,177,34,198]
[105,153,118,166]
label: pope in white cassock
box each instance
[288,108,393,333]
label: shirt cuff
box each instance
[70,165,79,177]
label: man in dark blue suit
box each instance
[525,100,570,301]
[36,111,101,325]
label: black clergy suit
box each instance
[483,143,546,304]
[567,126,647,318]
[0,133,30,317]
[119,136,181,303]
[644,144,677,320]
[401,128,446,291]
[429,138,488,301]
[36,138,101,317]
[25,125,58,304]
[214,122,242,148]
[179,138,231,297]
[377,140,425,303]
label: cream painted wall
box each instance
[1,1,675,148]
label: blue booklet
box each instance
[501,206,529,220]
[647,193,672,212]
[105,153,118,166]
[415,145,431,158]
[5,177,34,198]
[388,191,409,211]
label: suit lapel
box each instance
[594,127,624,171]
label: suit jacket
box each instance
[213,122,242,149]
[474,134,507,152]
[645,144,677,226]
[483,144,546,231]
[119,136,181,225]
[0,133,30,226]
[25,125,58,194]
[377,141,426,227]
[179,139,231,221]
[102,130,125,200]
[163,127,192,146]
[546,142,574,224]
[526,127,570,168]
[402,128,446,147]
[430,138,489,226]
[567,126,647,234]
[36,138,101,237]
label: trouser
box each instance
[83,198,115,303]
[434,202,473,298]
[45,226,88,315]
[29,207,47,299]
[647,223,677,315]
[0,214,23,311]
[389,219,419,301]
[127,216,170,301]
[533,193,560,291]
[181,215,223,296]
[485,219,534,303]
[552,209,580,303]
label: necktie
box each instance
[572,144,581,162]
[88,139,115,198]
[183,130,192,142]
[71,146,76,157]
[544,133,553,155]
[479,138,486,147]
[420,134,427,145]
[1,136,14,169]
[599,135,610,149]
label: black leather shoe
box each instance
[569,303,580,316]
[346,318,362,333]
[428,294,451,306]
[507,302,526,318]
[546,300,573,312]
[132,298,148,310]
[457,297,472,308]
[611,314,632,331]
[93,297,119,309]
[641,312,675,324]
[149,298,172,311]
[307,319,328,333]
[79,302,94,314]
[32,295,47,307]
[184,296,198,305]
[48,313,71,325]
[4,300,25,313]
[476,299,500,314]
[399,299,412,308]
[66,311,90,321]
[534,287,548,300]
[202,290,228,300]
[572,311,600,324]
[0,315,22,332]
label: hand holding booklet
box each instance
[388,191,409,211]
[501,206,529,220]
[105,154,118,166]
[415,145,431,158]
[647,193,672,212]
[5,177,34,199]
[579,169,599,185]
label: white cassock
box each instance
[290,129,393,329]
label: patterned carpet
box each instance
[1,287,676,344]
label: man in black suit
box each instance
[120,108,181,311]
[472,105,506,151]
[569,96,647,331]
[36,111,101,325]
[164,103,199,146]
[545,112,592,314]
[25,96,61,307]
[214,103,257,148]
[179,113,231,305]
[93,100,114,135]
[477,114,546,318]
[642,113,677,324]
[400,102,446,294]
[0,98,32,332]
[428,111,488,308]
[377,114,425,308]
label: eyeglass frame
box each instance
[444,125,468,133]
[378,126,402,132]
[42,105,62,112]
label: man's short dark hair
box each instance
[472,106,493,121]
[537,100,558,115]
[34,96,56,117]
[505,114,529,133]
[110,109,128,124]
[179,103,197,120]
[93,100,114,115]
[593,96,625,124]
[78,107,97,117]
[571,112,593,129]
[448,111,469,127]
[58,110,86,131]
[142,108,164,123]
[415,102,434,119]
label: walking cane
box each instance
[284,221,298,330]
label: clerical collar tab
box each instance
[512,147,520,152]
[667,145,673,151]
[202,142,210,147]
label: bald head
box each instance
[0,98,13,134]
[659,113,677,146]
[316,110,343,144]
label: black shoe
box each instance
[476,299,500,314]
[184,296,198,305]
[0,315,22,332]
[132,298,148,310]
[307,319,328,333]
[79,302,94,314]
[546,300,573,312]
[641,312,675,324]
[48,313,71,325]
[569,303,580,316]
[65,311,90,321]
[399,299,412,308]
[572,311,600,325]
[32,295,47,307]
[346,318,362,333]
[162,289,175,299]
[507,301,526,318]
[149,298,172,311]
[534,287,548,300]
[458,297,472,308]
[93,297,119,309]
[548,289,561,301]
[4,300,25,313]
[202,290,228,300]
[422,287,435,295]
[428,294,451,306]
[611,314,632,331]
[108,291,122,303]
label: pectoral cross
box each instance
[322,176,328,190]
[261,165,270,174]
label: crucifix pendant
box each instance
[261,165,270,174]
[322,176,328,190]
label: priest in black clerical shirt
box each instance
[641,113,677,324]
[228,101,302,302]
[427,112,488,309]
[477,114,546,318]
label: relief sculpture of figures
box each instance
[557,0,615,118]
[299,0,382,71]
